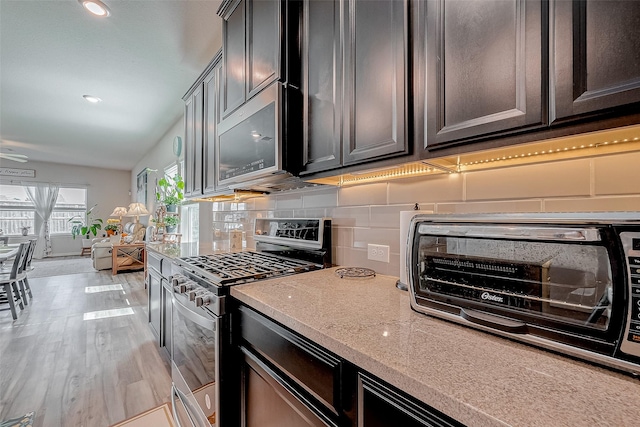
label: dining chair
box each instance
[0,242,28,320]
[18,238,37,305]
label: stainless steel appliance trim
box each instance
[172,384,197,427]
[216,82,283,188]
[618,232,640,358]
[408,298,640,376]
[416,224,601,241]
[409,211,640,224]
[173,292,218,331]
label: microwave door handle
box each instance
[461,309,528,334]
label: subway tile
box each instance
[594,152,640,195]
[353,227,400,253]
[338,182,387,206]
[544,196,640,212]
[274,210,295,218]
[293,208,328,219]
[436,200,542,214]
[253,195,276,211]
[329,207,370,227]
[388,174,464,204]
[385,253,401,278]
[465,159,591,200]
[333,227,354,248]
[370,205,413,228]
[275,193,303,209]
[303,187,338,208]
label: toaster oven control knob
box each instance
[195,294,212,307]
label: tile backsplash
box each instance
[209,150,640,277]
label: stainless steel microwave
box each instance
[216,82,304,192]
[406,212,640,375]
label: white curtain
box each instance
[24,183,60,259]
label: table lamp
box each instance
[126,203,150,225]
[109,206,128,235]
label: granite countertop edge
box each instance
[230,267,640,427]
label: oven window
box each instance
[416,235,613,331]
[172,300,218,426]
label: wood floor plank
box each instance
[0,264,172,427]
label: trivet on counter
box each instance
[335,267,376,279]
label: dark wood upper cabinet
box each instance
[343,0,409,165]
[301,0,342,174]
[183,52,222,198]
[183,86,203,197]
[551,0,640,123]
[219,0,284,120]
[203,62,222,195]
[221,0,246,119]
[247,0,281,97]
[300,0,410,175]
[423,0,546,151]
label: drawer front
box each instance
[147,251,163,275]
[238,305,342,414]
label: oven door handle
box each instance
[461,308,528,334]
[173,294,218,331]
[172,385,196,427]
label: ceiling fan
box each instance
[0,152,28,163]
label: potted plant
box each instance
[156,174,184,212]
[68,204,103,247]
[104,224,119,236]
[164,215,180,233]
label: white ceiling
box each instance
[0,0,222,171]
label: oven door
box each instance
[171,290,220,427]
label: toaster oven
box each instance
[406,213,640,375]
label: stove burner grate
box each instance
[335,267,376,279]
[177,251,319,285]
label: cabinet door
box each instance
[300,0,342,175]
[203,64,219,195]
[551,0,640,122]
[247,0,281,98]
[222,0,246,119]
[343,0,408,165]
[424,0,544,150]
[358,374,462,427]
[148,270,162,342]
[240,347,336,427]
[192,85,204,195]
[183,95,195,197]
[162,281,172,359]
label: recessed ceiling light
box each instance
[78,0,111,17]
[83,95,102,103]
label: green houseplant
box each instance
[156,174,184,211]
[68,204,103,245]
[164,215,180,232]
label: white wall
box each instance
[1,160,131,256]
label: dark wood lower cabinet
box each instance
[240,346,338,427]
[233,304,464,427]
[358,373,463,427]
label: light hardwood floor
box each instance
[0,266,172,426]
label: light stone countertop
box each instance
[145,242,218,258]
[231,267,640,427]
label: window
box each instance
[0,184,87,235]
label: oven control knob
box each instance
[195,294,212,307]
[188,289,202,301]
[176,281,196,294]
[171,275,186,287]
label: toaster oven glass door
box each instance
[415,226,615,334]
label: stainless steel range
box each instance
[168,218,331,427]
